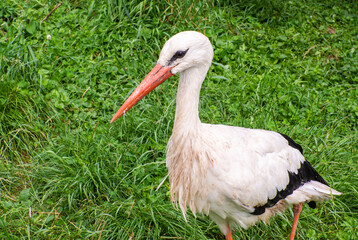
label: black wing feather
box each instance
[251,132,329,215]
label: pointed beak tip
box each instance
[110,114,120,124]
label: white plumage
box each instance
[111,31,341,240]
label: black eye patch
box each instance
[168,48,189,65]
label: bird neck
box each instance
[173,65,208,134]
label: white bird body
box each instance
[167,123,338,233]
[111,31,341,239]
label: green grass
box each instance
[1,0,357,239]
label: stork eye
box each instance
[169,49,189,63]
[174,50,187,58]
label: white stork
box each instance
[111,31,341,240]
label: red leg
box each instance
[226,222,233,240]
[289,203,303,240]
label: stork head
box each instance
[111,31,213,123]
[158,31,214,74]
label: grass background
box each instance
[1,0,357,239]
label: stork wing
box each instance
[202,124,330,212]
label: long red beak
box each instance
[110,63,174,123]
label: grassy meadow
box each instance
[1,0,357,239]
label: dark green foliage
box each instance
[0,0,357,239]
